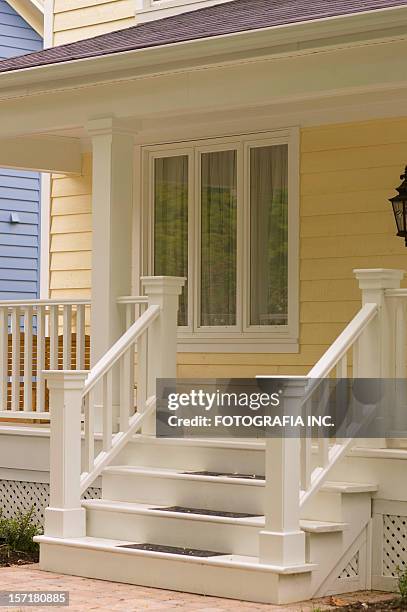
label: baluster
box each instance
[63,305,72,370]
[103,370,113,451]
[49,305,59,369]
[336,354,347,379]
[84,392,95,473]
[300,397,312,491]
[120,351,132,432]
[316,380,330,468]
[23,306,33,411]
[0,308,8,410]
[11,307,20,411]
[76,304,86,370]
[137,331,147,414]
[36,305,46,413]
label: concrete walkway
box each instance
[0,565,397,611]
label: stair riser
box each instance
[301,492,344,522]
[117,441,265,474]
[39,542,312,605]
[86,508,260,556]
[102,472,264,514]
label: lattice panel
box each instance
[339,551,360,579]
[383,514,407,577]
[0,480,101,525]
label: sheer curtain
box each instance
[154,155,188,326]
[200,150,237,327]
[250,144,288,326]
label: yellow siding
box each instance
[53,0,134,45]
[50,153,92,299]
[48,116,407,377]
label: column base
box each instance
[259,529,306,566]
[44,507,86,538]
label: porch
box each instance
[0,11,407,604]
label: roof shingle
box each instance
[0,0,405,74]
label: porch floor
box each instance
[0,566,397,611]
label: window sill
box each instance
[176,336,299,353]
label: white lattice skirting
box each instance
[383,514,407,577]
[0,480,101,525]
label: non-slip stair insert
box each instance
[118,543,228,557]
[183,470,264,480]
[150,505,261,518]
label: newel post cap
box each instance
[43,370,89,391]
[354,268,405,290]
[141,276,186,296]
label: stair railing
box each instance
[43,276,185,539]
[259,268,405,568]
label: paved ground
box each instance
[0,565,398,611]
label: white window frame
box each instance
[141,127,299,353]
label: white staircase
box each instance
[38,436,377,604]
[34,270,407,604]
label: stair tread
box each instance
[82,499,347,532]
[105,466,378,494]
[132,435,265,450]
[104,465,264,485]
[320,481,378,493]
[36,534,316,574]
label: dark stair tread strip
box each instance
[118,543,228,557]
[150,505,262,518]
[183,470,265,480]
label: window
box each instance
[143,129,299,352]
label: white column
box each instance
[44,370,88,538]
[87,117,135,363]
[259,377,307,567]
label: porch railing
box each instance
[0,299,91,419]
[43,277,184,538]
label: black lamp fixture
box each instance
[390,167,407,246]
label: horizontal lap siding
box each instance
[0,3,42,299]
[53,0,134,45]
[50,153,92,300]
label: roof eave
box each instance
[0,3,407,96]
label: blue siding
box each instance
[0,3,42,299]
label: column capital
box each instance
[354,268,404,291]
[85,116,140,138]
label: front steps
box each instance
[37,436,377,604]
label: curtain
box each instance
[154,155,188,326]
[200,150,237,327]
[250,144,288,326]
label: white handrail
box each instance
[308,303,378,379]
[116,296,148,305]
[0,298,91,306]
[83,304,160,396]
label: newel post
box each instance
[354,269,404,378]
[44,370,88,538]
[141,276,185,432]
[259,377,308,567]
